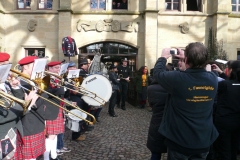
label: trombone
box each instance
[10,69,96,125]
[0,90,31,113]
[44,71,106,106]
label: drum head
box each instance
[81,74,112,106]
[68,109,87,121]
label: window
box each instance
[165,0,180,11]
[112,0,128,10]
[38,0,52,10]
[25,48,45,58]
[17,0,31,9]
[90,0,106,10]
[237,50,240,60]
[232,0,240,12]
[82,42,137,55]
[187,0,201,11]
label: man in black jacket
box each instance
[117,58,130,110]
[108,64,120,117]
[154,43,218,159]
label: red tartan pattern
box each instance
[14,131,45,160]
[45,108,64,135]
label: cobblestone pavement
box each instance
[60,102,153,160]
[55,102,240,160]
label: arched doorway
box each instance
[79,41,139,106]
[78,41,138,78]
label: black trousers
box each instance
[118,80,128,108]
[108,91,117,116]
[167,149,208,160]
[214,123,240,160]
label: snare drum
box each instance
[81,74,112,106]
[66,109,87,132]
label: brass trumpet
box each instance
[0,90,31,113]
[44,71,106,106]
[10,69,96,125]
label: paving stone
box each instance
[59,102,153,160]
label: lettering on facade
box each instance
[179,22,189,34]
[76,19,139,32]
[28,19,37,32]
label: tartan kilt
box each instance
[14,131,45,160]
[45,108,64,135]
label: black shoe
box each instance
[112,114,118,117]
[96,118,100,122]
[121,107,126,110]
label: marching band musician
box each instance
[0,52,24,160]
[44,61,65,160]
[79,58,95,130]
[11,56,49,160]
[116,58,131,110]
[64,61,87,141]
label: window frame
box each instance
[25,48,46,58]
[37,0,53,10]
[17,0,31,10]
[237,49,240,60]
[165,0,181,11]
[186,0,202,12]
[90,0,106,10]
[112,0,128,10]
[232,0,240,12]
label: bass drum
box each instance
[81,74,112,106]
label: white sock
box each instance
[50,136,57,159]
[43,138,52,160]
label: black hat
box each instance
[122,58,129,62]
[80,58,88,65]
[109,64,117,70]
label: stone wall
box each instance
[0,0,240,67]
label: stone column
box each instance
[212,0,231,50]
[58,0,72,61]
[145,0,159,69]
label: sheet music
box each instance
[30,58,48,80]
[0,63,12,83]
[67,69,80,79]
[59,63,69,76]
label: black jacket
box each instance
[154,57,218,151]
[215,79,240,125]
[12,89,46,136]
[0,92,24,139]
[12,81,59,136]
[62,36,78,57]
[147,83,167,153]
[109,71,119,91]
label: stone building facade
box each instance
[0,0,239,70]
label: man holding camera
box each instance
[153,43,218,159]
